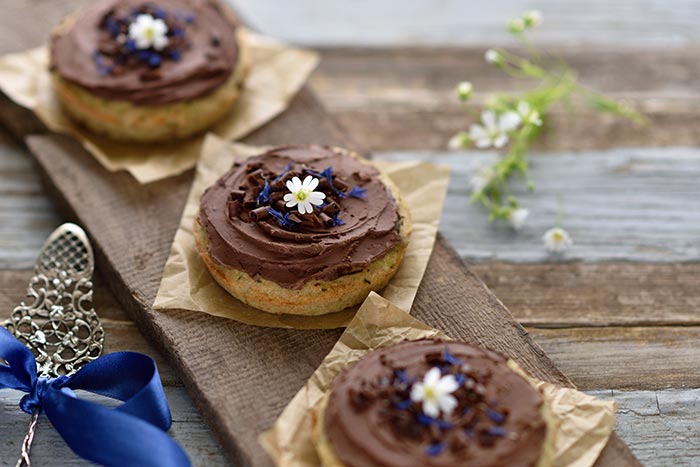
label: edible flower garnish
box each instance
[284,176,326,215]
[128,14,169,51]
[410,367,459,418]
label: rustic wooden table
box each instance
[1,1,699,466]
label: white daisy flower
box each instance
[284,176,326,215]
[129,14,169,51]
[517,101,543,127]
[469,110,521,149]
[523,10,543,28]
[456,81,474,101]
[410,367,459,419]
[543,227,573,253]
[509,208,529,229]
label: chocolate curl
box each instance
[245,169,264,185]
[320,213,334,227]
[288,213,302,224]
[273,200,286,211]
[270,191,285,202]
[322,201,341,215]
[271,177,289,190]
[250,206,271,221]
[246,161,263,172]
[333,177,349,191]
[302,212,324,228]
[226,200,240,219]
[229,189,245,201]
[242,190,257,208]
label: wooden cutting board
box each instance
[0,8,639,467]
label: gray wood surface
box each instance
[230,0,700,47]
[376,148,700,262]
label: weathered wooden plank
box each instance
[311,47,700,152]
[376,148,700,263]
[0,143,60,269]
[0,387,228,467]
[530,326,700,391]
[230,0,700,47]
[586,389,700,467]
[473,262,700,327]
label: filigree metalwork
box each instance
[4,224,104,377]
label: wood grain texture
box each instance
[530,327,700,391]
[311,46,700,152]
[375,149,700,263]
[472,262,700,327]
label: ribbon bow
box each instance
[0,326,191,466]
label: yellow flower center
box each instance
[144,26,155,41]
[552,231,564,241]
[296,190,308,201]
[424,386,436,401]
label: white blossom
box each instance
[469,110,521,148]
[508,18,525,34]
[128,14,169,51]
[448,131,470,150]
[543,227,573,253]
[410,367,459,419]
[517,101,543,127]
[456,81,474,101]
[284,176,326,215]
[470,165,495,193]
[523,10,543,28]
[485,49,502,65]
[509,208,529,229]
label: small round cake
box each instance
[194,145,411,316]
[49,0,248,142]
[314,339,556,467]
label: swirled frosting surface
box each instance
[197,146,403,289]
[324,339,547,467]
[50,0,238,105]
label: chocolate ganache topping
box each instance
[324,340,547,467]
[198,146,404,289]
[50,0,238,105]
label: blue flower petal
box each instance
[425,443,445,456]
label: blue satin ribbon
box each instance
[0,326,191,466]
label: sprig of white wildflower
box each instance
[448,10,643,229]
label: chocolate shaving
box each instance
[250,206,270,221]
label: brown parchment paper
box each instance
[0,29,319,184]
[260,292,617,467]
[152,134,451,329]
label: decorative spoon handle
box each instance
[4,223,104,467]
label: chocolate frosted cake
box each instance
[315,339,556,467]
[49,0,248,142]
[194,145,412,316]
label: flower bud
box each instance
[455,81,473,101]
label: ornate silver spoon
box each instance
[3,223,105,467]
